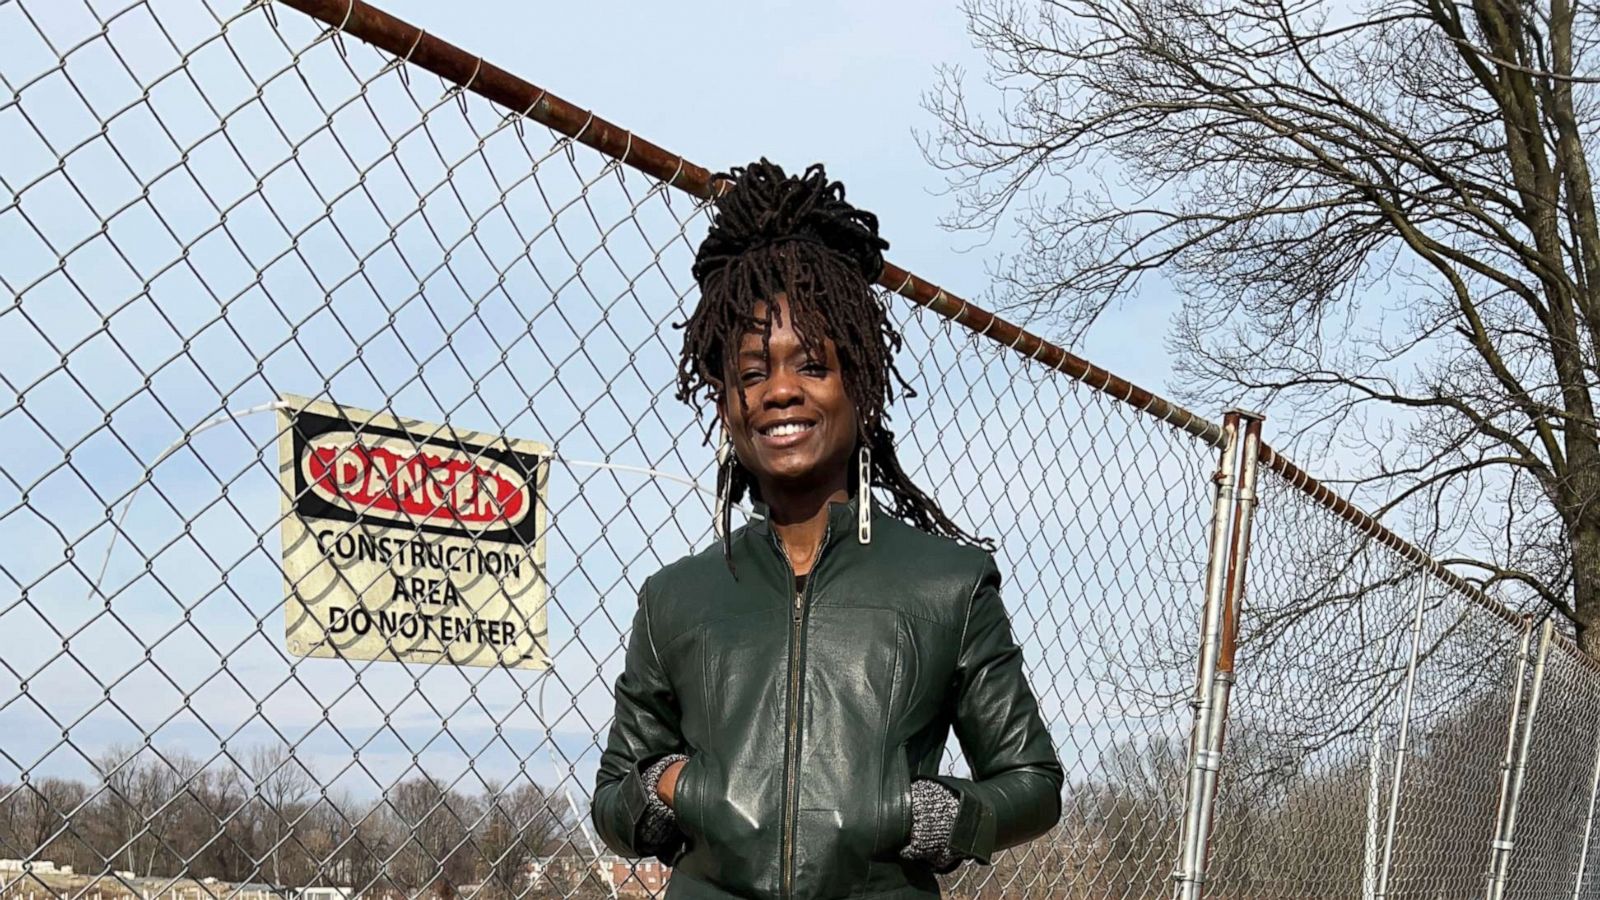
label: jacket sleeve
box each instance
[591,578,689,862]
[927,552,1065,865]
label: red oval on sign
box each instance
[302,438,529,529]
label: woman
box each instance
[592,159,1063,900]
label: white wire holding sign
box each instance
[277,394,553,670]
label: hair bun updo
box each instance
[692,158,889,285]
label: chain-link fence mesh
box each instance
[1503,634,1600,900]
[1205,467,1531,900]
[5,2,1600,900]
[0,3,1216,900]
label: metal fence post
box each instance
[1487,618,1553,900]
[1374,571,1430,900]
[1486,619,1534,891]
[1173,411,1242,900]
[1572,720,1600,900]
[1175,410,1263,900]
[1363,712,1385,900]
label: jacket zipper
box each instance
[774,516,831,900]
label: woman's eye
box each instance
[802,362,829,375]
[740,369,765,383]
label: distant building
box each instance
[524,843,671,895]
[604,857,670,896]
[525,842,604,890]
[293,887,354,900]
[0,859,74,875]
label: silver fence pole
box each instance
[1374,571,1430,900]
[1485,620,1534,895]
[1190,412,1263,899]
[1363,711,1385,900]
[1487,618,1554,900]
[1572,716,1600,900]
[1173,411,1243,900]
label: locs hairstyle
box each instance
[674,158,993,572]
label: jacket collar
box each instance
[749,494,862,554]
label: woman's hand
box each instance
[656,758,688,808]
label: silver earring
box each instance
[858,443,872,545]
[714,431,733,541]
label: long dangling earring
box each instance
[714,430,732,541]
[716,430,737,574]
[858,440,872,545]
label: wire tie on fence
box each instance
[573,110,597,144]
[895,271,915,295]
[665,156,686,189]
[392,30,424,87]
[1008,324,1028,352]
[245,0,277,26]
[513,91,549,139]
[449,58,482,111]
[1492,840,1514,851]
[618,131,634,167]
[978,312,998,339]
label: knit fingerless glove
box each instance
[899,778,965,873]
[638,752,690,850]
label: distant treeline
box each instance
[2,688,1534,900]
[0,744,587,899]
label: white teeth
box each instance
[766,422,812,437]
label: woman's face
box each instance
[719,293,858,499]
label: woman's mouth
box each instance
[757,420,816,449]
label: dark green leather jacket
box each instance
[592,495,1064,900]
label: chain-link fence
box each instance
[1204,463,1530,899]
[3,2,1600,900]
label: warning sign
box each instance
[277,394,551,670]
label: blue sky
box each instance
[365,0,1187,382]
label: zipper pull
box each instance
[793,591,804,623]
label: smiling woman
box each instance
[590,159,1063,900]
[720,292,858,530]
[677,160,990,570]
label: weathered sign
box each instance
[278,394,551,669]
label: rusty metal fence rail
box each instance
[1,2,1598,900]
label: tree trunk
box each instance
[1573,518,1600,655]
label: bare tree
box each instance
[475,780,565,899]
[385,774,479,897]
[923,0,1600,651]
[93,745,186,877]
[247,743,317,887]
[1,777,90,871]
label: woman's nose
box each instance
[763,367,805,406]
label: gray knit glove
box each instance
[899,778,965,872]
[638,753,689,851]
